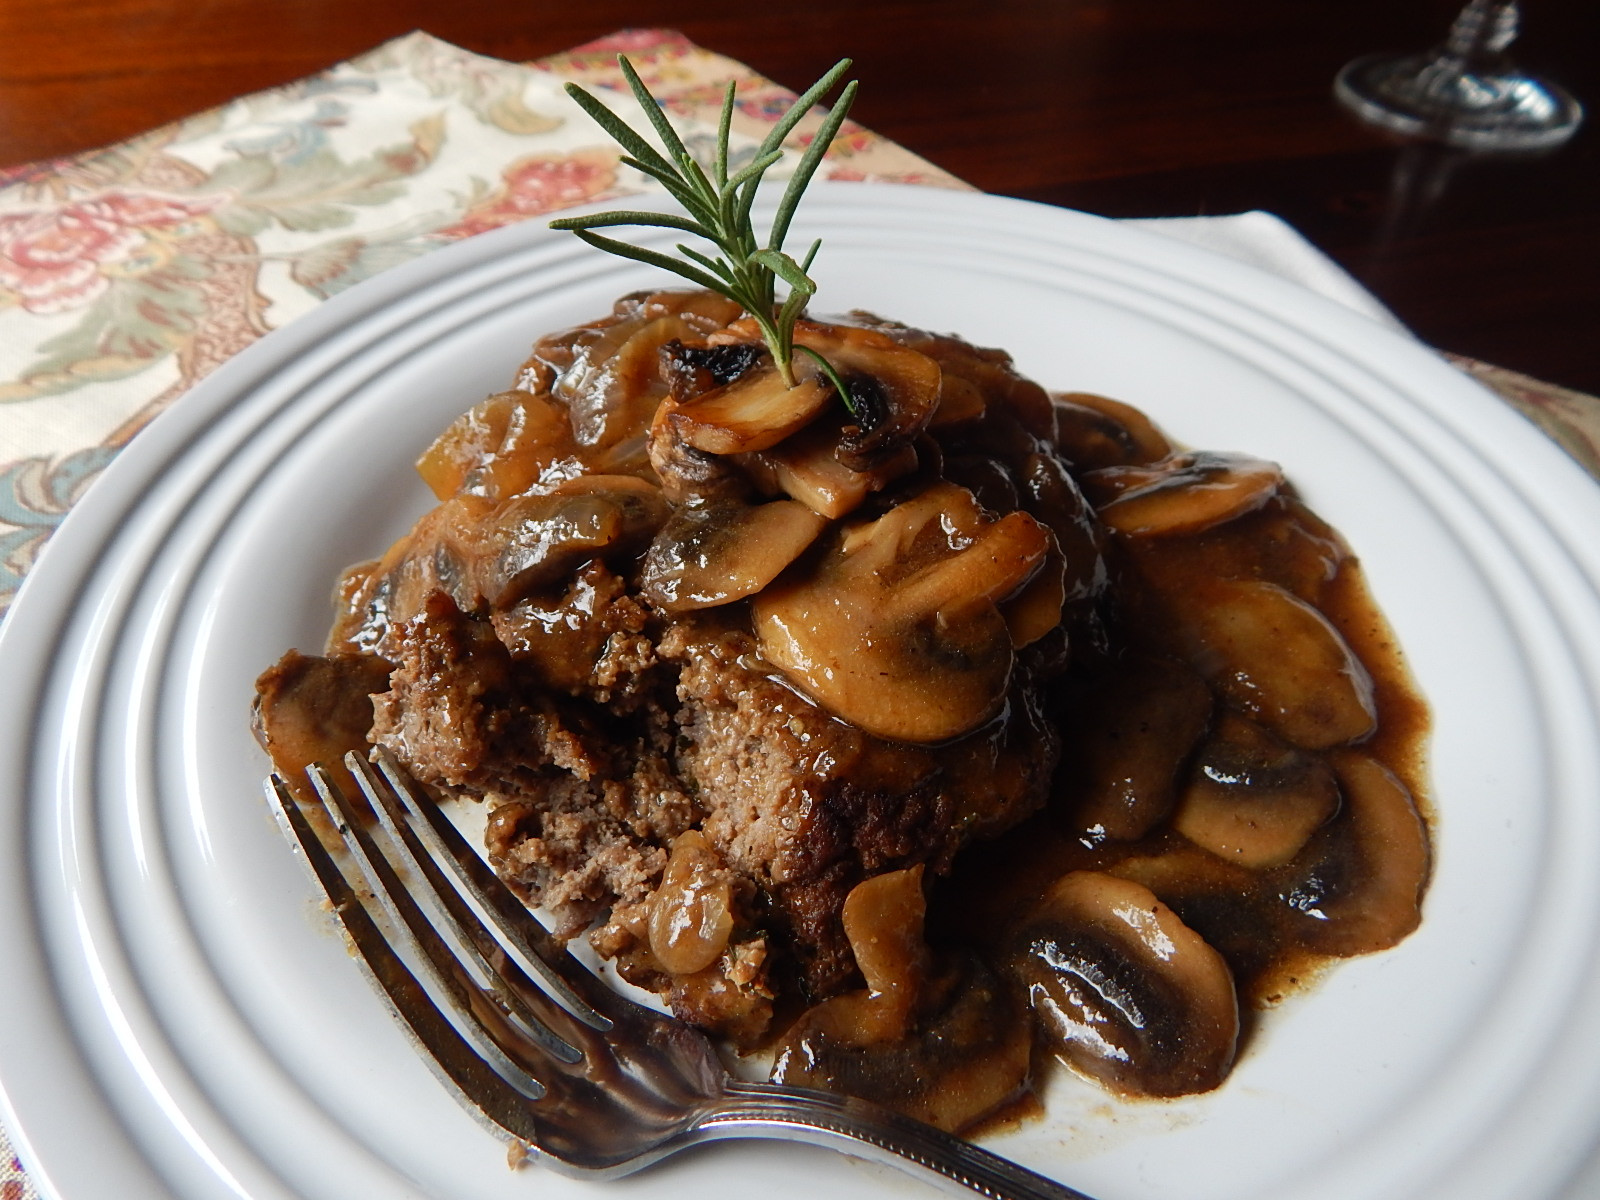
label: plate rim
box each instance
[4,181,1600,1200]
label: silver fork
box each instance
[264,747,1095,1200]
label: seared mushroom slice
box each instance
[1001,545,1068,648]
[880,324,1055,440]
[1006,870,1239,1097]
[1172,578,1378,750]
[751,482,1052,743]
[640,498,828,613]
[253,650,392,813]
[756,416,919,520]
[659,339,765,396]
[770,868,1033,1132]
[788,321,944,469]
[1051,391,1173,468]
[664,359,835,456]
[330,492,498,655]
[646,413,751,506]
[1085,451,1285,538]
[555,291,744,457]
[415,390,578,502]
[648,830,740,976]
[471,475,669,609]
[1172,713,1341,868]
[1016,450,1106,605]
[1278,749,1431,956]
[1061,656,1214,845]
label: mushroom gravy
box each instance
[255,289,1430,1132]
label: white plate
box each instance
[4,182,1600,1200]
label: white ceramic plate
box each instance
[4,183,1600,1200]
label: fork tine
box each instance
[270,766,1095,1198]
[336,756,588,1066]
[364,746,618,1031]
[263,773,547,1146]
[303,763,586,1084]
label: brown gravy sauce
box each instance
[937,497,1429,1006]
[258,291,1432,1132]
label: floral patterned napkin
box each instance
[1,27,1597,1200]
[0,29,957,624]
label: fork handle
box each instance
[698,1082,1096,1200]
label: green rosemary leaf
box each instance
[715,80,736,188]
[677,244,741,287]
[796,344,853,410]
[731,61,849,238]
[758,251,817,346]
[562,84,678,183]
[756,58,853,158]
[552,54,858,394]
[720,148,784,258]
[776,281,814,354]
[724,147,785,195]
[549,210,711,239]
[618,57,698,178]
[617,58,724,222]
[749,247,813,292]
[616,156,720,227]
[770,79,857,253]
[567,229,728,294]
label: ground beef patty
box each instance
[257,288,1101,1046]
[256,288,1432,1127]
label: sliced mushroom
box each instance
[940,454,1021,514]
[842,865,931,1035]
[791,322,943,468]
[1172,578,1377,749]
[252,649,392,814]
[1005,870,1239,1097]
[884,326,1055,440]
[1172,713,1340,868]
[646,409,751,506]
[751,483,1051,743]
[333,492,497,654]
[658,338,765,396]
[879,510,1053,623]
[756,416,919,519]
[665,361,835,456]
[1061,656,1214,845]
[1102,845,1284,998]
[1051,391,1173,468]
[640,498,828,613]
[1015,450,1107,605]
[1001,545,1068,648]
[1276,749,1430,956]
[555,292,743,456]
[929,372,987,427]
[1085,451,1285,538]
[470,476,669,609]
[770,868,1032,1132]
[648,830,738,976]
[415,390,578,502]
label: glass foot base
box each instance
[1336,51,1584,150]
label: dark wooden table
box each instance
[2,0,1594,393]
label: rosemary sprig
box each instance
[550,56,858,390]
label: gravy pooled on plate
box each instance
[255,289,1430,1131]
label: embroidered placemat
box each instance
[1,27,1597,1200]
